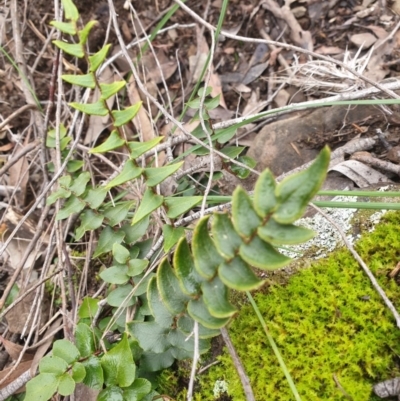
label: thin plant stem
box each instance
[0,46,42,110]
[317,190,400,197]
[312,201,400,210]
[246,291,302,401]
[220,327,255,401]
[140,1,186,55]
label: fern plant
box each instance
[23,0,331,400]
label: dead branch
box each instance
[0,205,51,310]
[220,327,256,401]
[351,152,400,176]
[0,141,39,177]
[0,105,37,133]
[276,137,377,182]
[260,0,313,51]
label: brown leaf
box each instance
[189,26,226,107]
[232,83,251,93]
[364,41,393,82]
[209,72,226,108]
[74,383,100,401]
[269,48,282,66]
[243,62,269,85]
[315,46,343,55]
[0,360,32,392]
[5,285,50,334]
[127,75,155,143]
[0,143,14,152]
[2,208,48,272]
[242,90,268,117]
[273,89,290,108]
[387,146,400,164]
[0,336,35,363]
[390,0,400,14]
[350,32,377,49]
[366,25,389,40]
[138,49,177,84]
[330,160,392,187]
[8,145,29,206]
[261,0,313,51]
[113,45,178,85]
[84,66,115,144]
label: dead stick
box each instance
[351,153,400,176]
[0,370,31,401]
[220,327,256,401]
[0,141,39,177]
[0,268,62,321]
[0,104,37,132]
[0,206,50,310]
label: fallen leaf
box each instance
[364,40,393,82]
[261,0,313,51]
[209,72,226,108]
[1,208,48,272]
[138,48,177,84]
[0,143,14,152]
[365,25,389,40]
[388,146,400,163]
[127,75,155,143]
[315,46,344,55]
[242,89,268,117]
[0,360,32,392]
[232,83,251,93]
[247,43,269,70]
[8,145,29,206]
[329,160,392,187]
[5,285,50,334]
[207,107,234,120]
[223,47,236,55]
[74,383,100,401]
[0,336,32,362]
[350,32,377,49]
[243,62,269,85]
[269,47,282,65]
[189,26,226,107]
[189,52,208,82]
[390,0,400,14]
[84,66,115,144]
[273,89,290,108]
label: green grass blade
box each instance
[176,0,229,125]
[317,190,400,197]
[140,1,186,55]
[246,291,302,401]
[313,201,400,210]
[0,46,42,110]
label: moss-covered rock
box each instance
[171,212,400,400]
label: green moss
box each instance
[193,212,400,400]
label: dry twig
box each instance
[172,0,400,99]
[351,152,400,176]
[220,327,256,401]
